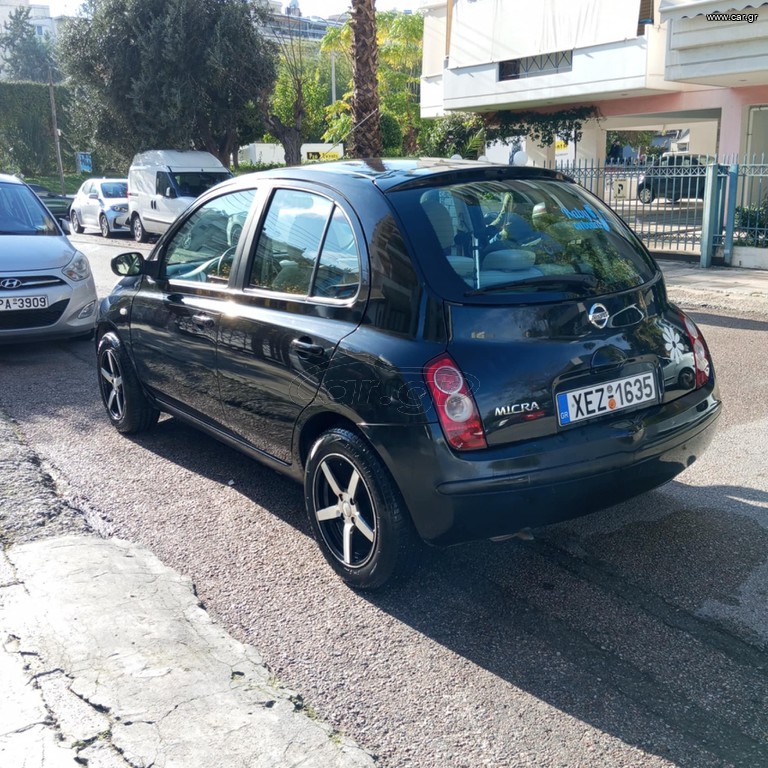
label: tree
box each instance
[0,7,58,83]
[349,0,382,158]
[321,10,422,157]
[57,0,277,166]
[265,21,328,166]
[0,82,69,174]
[419,113,486,159]
[377,11,423,154]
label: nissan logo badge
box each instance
[588,303,610,329]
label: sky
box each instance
[49,0,419,18]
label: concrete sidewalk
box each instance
[1,258,766,767]
[0,410,375,767]
[657,258,768,311]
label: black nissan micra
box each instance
[96,159,721,589]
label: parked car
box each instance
[27,183,73,219]
[637,153,708,204]
[0,174,97,343]
[70,178,130,238]
[127,149,232,242]
[95,159,721,589]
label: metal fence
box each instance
[547,156,768,264]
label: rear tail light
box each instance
[424,355,487,451]
[680,312,712,389]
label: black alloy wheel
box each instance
[305,428,420,590]
[97,332,159,433]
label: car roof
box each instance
[0,174,26,186]
[224,158,570,194]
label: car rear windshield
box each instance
[0,182,59,236]
[388,178,657,302]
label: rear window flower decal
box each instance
[663,325,685,362]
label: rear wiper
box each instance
[465,274,598,296]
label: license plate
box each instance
[557,372,657,426]
[0,295,49,312]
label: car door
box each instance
[128,187,257,422]
[152,171,186,231]
[216,184,367,464]
[81,181,99,227]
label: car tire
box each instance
[99,215,110,238]
[97,332,159,434]
[132,214,148,243]
[305,428,421,590]
[637,187,654,205]
[70,209,84,234]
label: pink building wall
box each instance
[594,86,768,156]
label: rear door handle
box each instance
[290,338,325,357]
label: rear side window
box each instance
[389,178,656,301]
[249,189,360,300]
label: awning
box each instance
[449,0,642,69]
[659,0,763,21]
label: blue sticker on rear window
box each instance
[560,204,610,232]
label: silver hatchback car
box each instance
[70,178,130,238]
[0,174,98,343]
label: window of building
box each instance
[499,50,573,82]
[637,0,654,35]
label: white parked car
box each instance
[0,174,97,343]
[70,178,129,238]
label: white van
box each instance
[127,150,232,241]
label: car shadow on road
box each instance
[125,415,768,768]
[688,310,768,332]
[362,483,768,768]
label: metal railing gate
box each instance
[548,156,767,266]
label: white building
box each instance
[0,0,63,40]
[421,0,768,163]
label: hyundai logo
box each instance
[0,278,22,290]
[588,303,610,329]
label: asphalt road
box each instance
[1,234,767,768]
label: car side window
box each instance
[156,171,172,196]
[163,189,256,285]
[311,207,360,299]
[249,189,333,295]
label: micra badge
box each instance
[495,402,540,417]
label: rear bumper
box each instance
[361,385,721,546]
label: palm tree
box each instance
[349,0,382,157]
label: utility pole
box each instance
[48,65,65,195]
[331,50,336,103]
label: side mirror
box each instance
[60,218,72,235]
[89,192,99,200]
[111,252,146,277]
[165,187,177,199]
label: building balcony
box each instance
[660,0,768,86]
